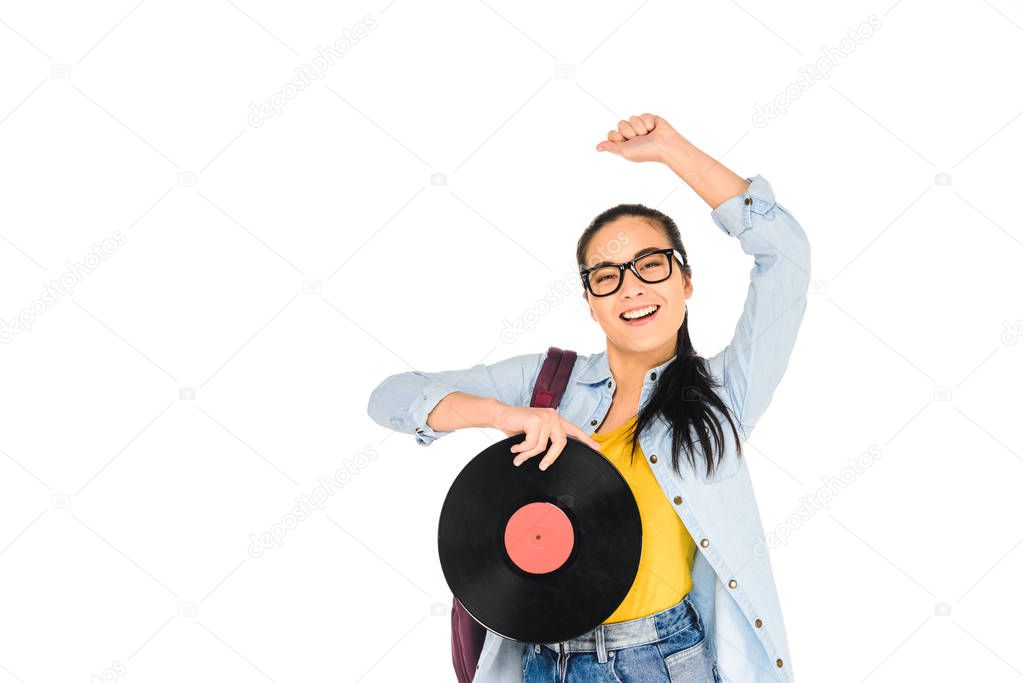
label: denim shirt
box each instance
[367,174,811,682]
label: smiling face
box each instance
[582,216,692,355]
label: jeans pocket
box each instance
[662,633,716,683]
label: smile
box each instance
[620,305,660,326]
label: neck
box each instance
[606,335,677,395]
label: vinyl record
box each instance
[438,435,642,644]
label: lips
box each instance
[620,305,660,326]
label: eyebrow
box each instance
[588,246,665,269]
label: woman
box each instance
[367,113,811,682]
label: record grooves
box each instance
[438,435,642,643]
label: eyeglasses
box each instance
[579,248,688,297]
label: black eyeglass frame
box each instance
[579,248,689,297]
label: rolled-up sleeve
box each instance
[707,174,812,435]
[366,351,547,446]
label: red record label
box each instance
[504,501,574,574]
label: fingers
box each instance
[538,428,567,471]
[513,422,552,466]
[597,128,626,154]
[510,422,538,454]
[599,115,653,153]
[597,113,663,156]
[563,422,601,451]
[628,115,649,135]
[617,115,654,138]
[596,140,623,155]
[508,413,602,472]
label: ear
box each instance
[679,274,695,300]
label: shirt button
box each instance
[700,538,709,548]
[754,618,763,628]
[744,197,752,206]
[607,381,612,388]
[591,419,598,426]
[649,454,657,464]
[649,372,657,381]
[728,579,737,589]
[776,659,784,668]
[673,495,682,505]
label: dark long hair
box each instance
[577,203,743,479]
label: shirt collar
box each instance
[575,350,678,385]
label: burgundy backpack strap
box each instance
[451,598,486,683]
[530,346,577,409]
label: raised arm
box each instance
[704,175,811,434]
[597,114,811,434]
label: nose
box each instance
[619,267,649,296]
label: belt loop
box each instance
[595,624,608,663]
[689,594,704,633]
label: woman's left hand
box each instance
[596,113,686,164]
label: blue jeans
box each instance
[521,594,721,682]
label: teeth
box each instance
[622,305,658,320]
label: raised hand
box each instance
[595,112,686,165]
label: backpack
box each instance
[450,346,578,683]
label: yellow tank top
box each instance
[593,414,697,623]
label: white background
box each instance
[1,1,1020,681]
